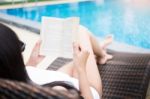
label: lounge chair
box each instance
[0,50,149,99]
[48,49,150,99]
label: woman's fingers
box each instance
[81,50,90,61]
[73,42,89,59]
[31,39,41,56]
[73,42,80,56]
[36,39,42,55]
[26,39,45,66]
[73,42,89,58]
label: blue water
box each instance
[0,0,150,49]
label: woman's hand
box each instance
[73,42,89,71]
[26,40,45,66]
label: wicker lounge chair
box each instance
[47,50,150,99]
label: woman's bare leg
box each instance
[57,61,74,77]
[87,30,113,64]
[57,60,80,80]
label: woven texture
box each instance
[47,50,150,99]
[0,79,81,99]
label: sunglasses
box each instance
[19,41,25,52]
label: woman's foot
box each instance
[101,35,113,49]
[97,35,113,64]
[96,50,113,64]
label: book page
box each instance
[40,16,79,58]
[40,17,63,56]
[61,17,79,58]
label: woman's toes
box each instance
[98,57,107,64]
[106,54,113,60]
[101,35,113,49]
[97,54,113,65]
[105,35,113,42]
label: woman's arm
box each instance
[73,43,93,99]
[77,68,93,99]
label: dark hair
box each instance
[0,23,29,82]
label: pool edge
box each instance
[0,13,150,53]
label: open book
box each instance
[40,17,80,58]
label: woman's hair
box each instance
[0,23,29,82]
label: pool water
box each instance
[0,0,150,49]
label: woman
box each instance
[0,23,112,99]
